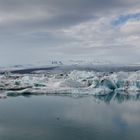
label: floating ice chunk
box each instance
[1,70,140,97]
[93,86,113,95]
[68,70,95,81]
[62,79,87,88]
[6,88,30,96]
[100,77,117,90]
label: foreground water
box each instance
[0,94,140,140]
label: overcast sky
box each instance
[0,0,140,65]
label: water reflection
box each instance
[94,92,140,104]
[0,90,139,104]
[0,92,140,140]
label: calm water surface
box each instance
[0,94,140,140]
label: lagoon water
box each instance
[0,94,140,140]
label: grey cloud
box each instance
[0,0,139,29]
[0,0,140,65]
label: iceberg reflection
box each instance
[94,92,140,103]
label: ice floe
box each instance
[0,70,140,98]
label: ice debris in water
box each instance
[1,70,140,97]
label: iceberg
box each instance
[0,70,140,98]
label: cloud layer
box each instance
[0,0,140,65]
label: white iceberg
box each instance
[0,70,140,97]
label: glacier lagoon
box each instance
[0,65,140,139]
[0,94,140,140]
